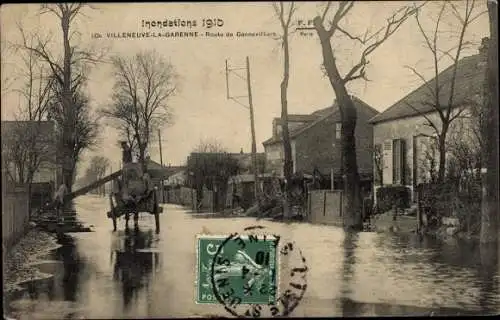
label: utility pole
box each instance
[246,57,259,199]
[158,129,164,203]
[225,57,259,200]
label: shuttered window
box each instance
[383,140,393,184]
[382,139,407,185]
[392,139,406,185]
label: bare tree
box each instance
[273,1,297,219]
[372,144,384,185]
[192,138,227,153]
[1,39,18,96]
[83,155,110,195]
[312,1,418,230]
[49,82,100,183]
[2,34,55,186]
[101,50,178,173]
[404,0,486,183]
[18,3,106,192]
[481,0,498,244]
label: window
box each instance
[392,139,406,185]
[382,139,407,185]
[373,144,383,185]
[335,123,342,139]
[276,124,282,136]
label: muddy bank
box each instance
[3,228,61,295]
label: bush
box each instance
[376,185,411,213]
[418,182,481,233]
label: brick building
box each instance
[262,96,379,188]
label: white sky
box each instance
[0,2,490,178]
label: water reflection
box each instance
[479,242,499,314]
[59,236,84,302]
[340,232,359,317]
[110,226,161,310]
[24,235,86,303]
[339,231,499,316]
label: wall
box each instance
[264,143,284,175]
[180,187,197,208]
[372,108,474,200]
[307,190,344,226]
[2,183,30,251]
[166,187,216,211]
[202,190,214,211]
[294,111,374,176]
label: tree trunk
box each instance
[481,2,499,244]
[139,145,147,173]
[339,97,362,230]
[281,27,293,220]
[62,10,76,194]
[437,129,448,183]
[314,19,363,231]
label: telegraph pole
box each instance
[246,57,259,199]
[158,129,164,168]
[158,129,164,203]
[225,57,259,200]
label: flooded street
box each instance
[6,195,500,318]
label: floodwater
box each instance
[5,195,500,318]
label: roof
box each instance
[146,159,185,178]
[262,96,379,146]
[228,173,274,184]
[369,54,484,124]
[228,152,265,165]
[273,114,318,123]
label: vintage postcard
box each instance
[1,1,499,319]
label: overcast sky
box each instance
[0,2,490,177]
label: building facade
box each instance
[262,96,379,185]
[369,39,488,202]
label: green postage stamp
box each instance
[196,234,278,305]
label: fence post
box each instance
[340,191,343,217]
[323,191,327,217]
[308,191,311,222]
[416,185,422,234]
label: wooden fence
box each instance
[2,183,30,251]
[307,189,344,226]
[166,187,215,211]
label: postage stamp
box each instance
[197,225,308,318]
[196,234,278,305]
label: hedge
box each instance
[376,185,411,213]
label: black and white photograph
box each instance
[1,1,499,318]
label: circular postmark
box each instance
[209,225,308,317]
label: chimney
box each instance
[478,37,489,66]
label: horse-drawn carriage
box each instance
[107,162,163,233]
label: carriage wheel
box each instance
[125,212,130,229]
[133,210,139,228]
[154,211,160,234]
[109,195,117,232]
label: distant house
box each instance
[262,96,379,188]
[368,39,488,202]
[1,120,59,184]
[160,164,187,187]
[228,151,266,175]
[145,158,185,185]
